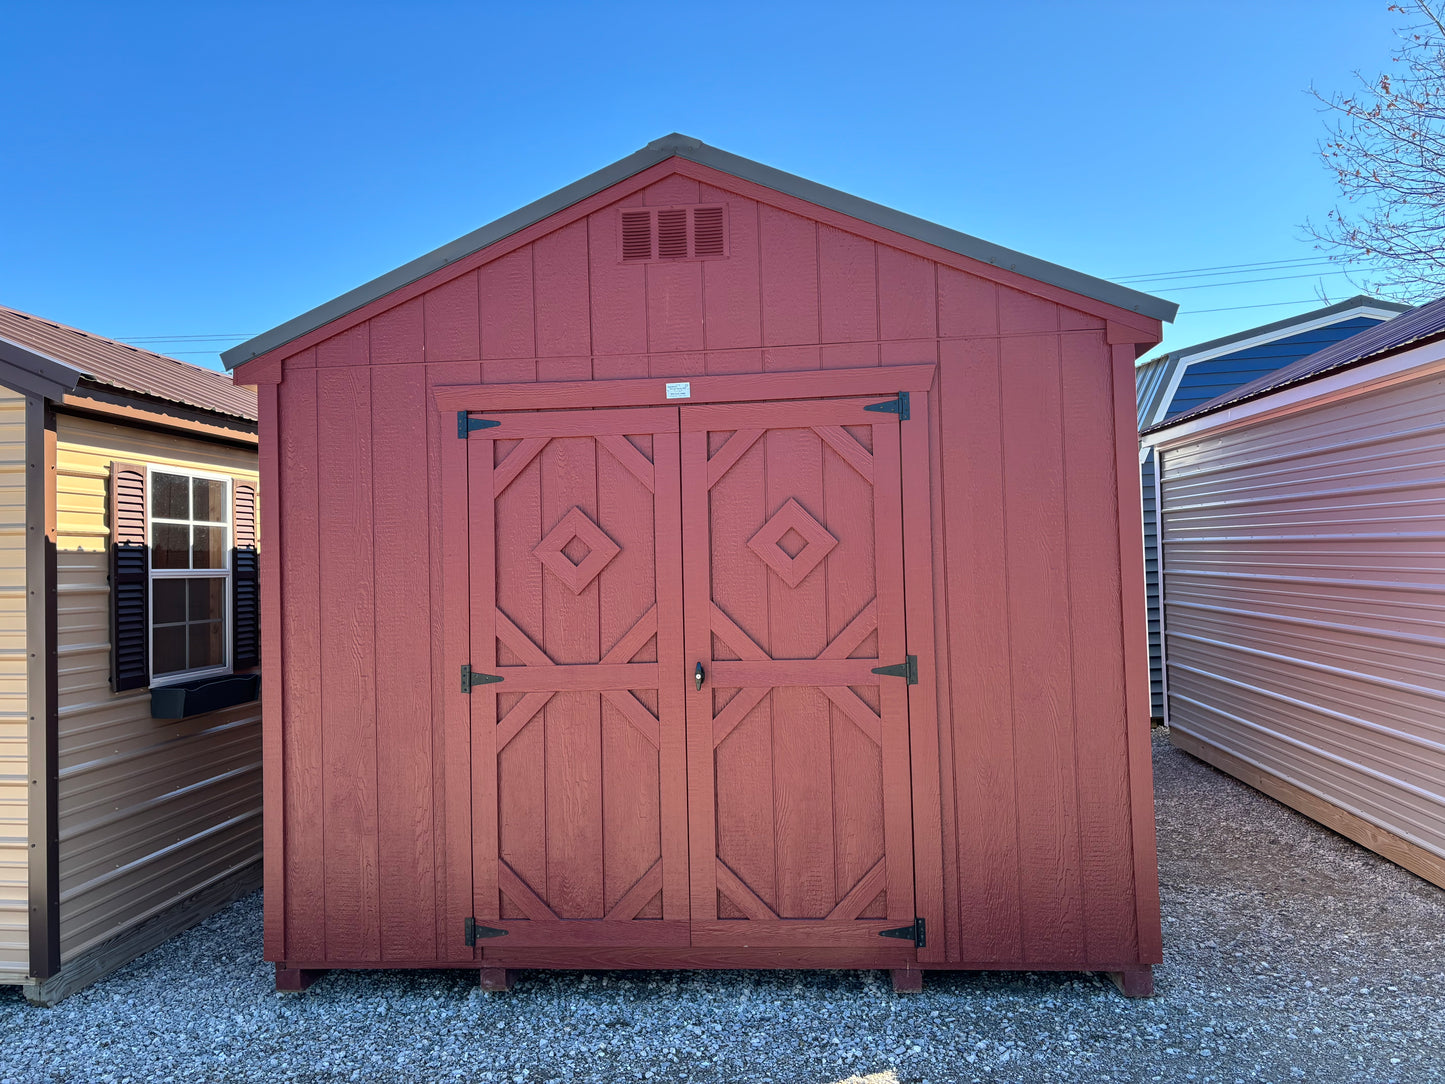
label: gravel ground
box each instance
[2,729,1443,1084]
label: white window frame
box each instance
[147,466,232,687]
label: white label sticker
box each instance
[665,382,691,400]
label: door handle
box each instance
[694,662,705,692]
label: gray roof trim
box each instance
[1140,295,1411,369]
[222,133,1177,369]
[0,336,82,401]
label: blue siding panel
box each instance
[1164,317,1387,421]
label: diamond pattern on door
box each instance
[533,507,621,594]
[746,497,837,588]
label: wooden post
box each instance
[890,968,923,994]
[479,968,516,992]
[1106,967,1154,997]
[274,965,327,992]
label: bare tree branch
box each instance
[1307,1,1445,302]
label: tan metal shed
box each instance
[1144,298,1445,887]
[0,306,263,1003]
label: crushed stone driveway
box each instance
[2,729,1442,1083]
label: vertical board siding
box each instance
[52,416,260,965]
[315,368,379,960]
[268,170,1155,968]
[1160,370,1445,871]
[0,392,27,976]
[370,365,436,959]
[999,332,1085,964]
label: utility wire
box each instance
[1111,255,1351,281]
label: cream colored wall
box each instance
[0,391,28,978]
[54,413,260,965]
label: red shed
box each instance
[225,135,1175,995]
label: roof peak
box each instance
[222,134,1176,369]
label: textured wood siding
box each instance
[1160,368,1445,878]
[268,171,1159,968]
[0,391,27,976]
[53,415,260,965]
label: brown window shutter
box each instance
[232,482,259,670]
[109,462,149,691]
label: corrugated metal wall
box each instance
[1159,369,1445,869]
[1139,450,1164,718]
[0,391,28,977]
[54,414,260,965]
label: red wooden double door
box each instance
[461,395,917,960]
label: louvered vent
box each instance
[619,205,728,262]
[693,205,725,256]
[110,463,149,691]
[621,210,653,261]
[657,208,689,258]
[233,483,260,670]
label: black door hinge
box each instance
[879,917,926,948]
[464,917,508,946]
[863,391,910,421]
[461,664,504,692]
[458,412,501,438]
[871,655,918,685]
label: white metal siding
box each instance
[54,415,260,965]
[0,392,27,975]
[1160,368,1445,867]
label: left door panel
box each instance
[465,407,688,947]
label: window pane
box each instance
[154,625,186,675]
[188,621,224,669]
[192,526,224,569]
[154,523,190,569]
[188,578,224,621]
[152,473,189,519]
[193,478,226,523]
[154,579,186,624]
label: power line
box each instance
[116,334,255,343]
[1120,260,1339,287]
[1160,269,1357,292]
[1111,255,1352,282]
[1178,298,1331,316]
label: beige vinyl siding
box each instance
[0,391,28,977]
[54,413,260,965]
[1159,367,1445,874]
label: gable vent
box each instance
[693,205,725,256]
[619,205,729,262]
[621,210,653,261]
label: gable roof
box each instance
[221,133,1178,370]
[1134,295,1410,430]
[1143,294,1445,435]
[0,305,257,421]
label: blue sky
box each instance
[0,2,1408,368]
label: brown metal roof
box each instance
[0,305,257,421]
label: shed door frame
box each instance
[438,365,943,964]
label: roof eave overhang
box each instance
[1141,332,1445,447]
[222,133,1177,370]
[0,337,82,401]
[59,383,258,446]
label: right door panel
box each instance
[681,398,916,952]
